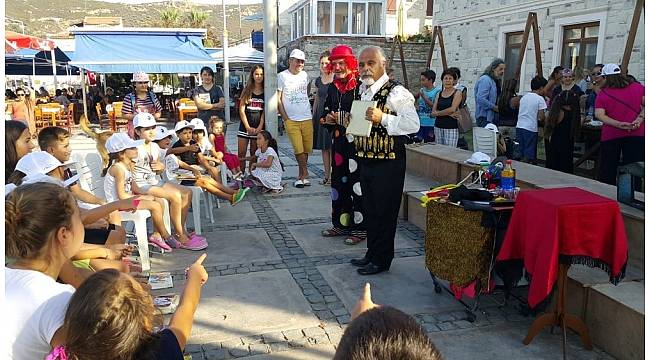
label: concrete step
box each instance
[402,189,645,360]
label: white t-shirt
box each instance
[278,70,312,121]
[6,267,75,360]
[198,137,213,155]
[133,142,162,186]
[516,92,547,132]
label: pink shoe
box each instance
[164,235,182,249]
[190,233,207,242]
[180,235,208,251]
[149,235,172,251]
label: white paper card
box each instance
[346,100,377,137]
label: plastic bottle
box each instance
[501,160,516,199]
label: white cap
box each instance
[15,151,75,176]
[289,49,306,61]
[484,123,499,133]
[132,71,150,82]
[133,112,157,128]
[466,152,491,165]
[22,173,80,188]
[5,184,17,197]
[601,63,621,76]
[153,126,174,141]
[174,120,195,133]
[105,133,143,153]
[189,118,206,132]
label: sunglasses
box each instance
[590,72,602,77]
[16,94,25,97]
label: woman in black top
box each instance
[237,65,265,173]
[312,51,334,184]
[192,66,226,128]
[544,90,581,174]
[432,69,463,147]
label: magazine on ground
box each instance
[148,272,174,290]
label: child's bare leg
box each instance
[89,259,129,273]
[108,210,122,226]
[196,178,237,202]
[138,199,171,239]
[146,185,189,241]
[104,226,126,246]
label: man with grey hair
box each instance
[349,45,420,275]
[474,58,506,127]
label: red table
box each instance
[497,187,628,355]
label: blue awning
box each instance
[69,29,216,74]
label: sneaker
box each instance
[164,235,181,249]
[303,179,311,186]
[180,236,208,251]
[294,179,305,188]
[189,233,207,243]
[149,235,172,251]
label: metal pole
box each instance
[223,0,231,124]
[51,49,58,90]
[263,0,278,139]
[31,57,35,88]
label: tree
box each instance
[187,9,209,29]
[159,8,181,28]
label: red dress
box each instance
[214,134,240,171]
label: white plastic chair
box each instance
[472,127,498,159]
[73,153,171,272]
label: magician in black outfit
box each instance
[350,47,420,275]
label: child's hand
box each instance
[150,160,164,172]
[187,144,200,153]
[187,253,208,285]
[351,283,379,320]
[251,163,257,170]
[108,244,134,259]
[191,169,202,178]
[117,198,140,212]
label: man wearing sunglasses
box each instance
[10,88,36,134]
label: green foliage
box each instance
[159,8,181,28]
[187,9,209,28]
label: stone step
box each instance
[402,189,645,360]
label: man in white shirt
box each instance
[516,75,548,164]
[350,46,420,275]
[278,49,313,188]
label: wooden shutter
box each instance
[387,0,396,15]
[426,0,433,16]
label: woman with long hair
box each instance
[5,120,35,182]
[497,78,520,138]
[594,64,645,185]
[121,72,163,138]
[312,51,334,185]
[544,90,581,173]
[237,65,265,173]
[11,87,36,134]
[474,58,506,127]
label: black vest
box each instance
[354,80,403,160]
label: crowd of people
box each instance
[5,42,644,359]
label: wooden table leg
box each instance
[523,264,593,356]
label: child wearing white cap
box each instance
[131,113,208,251]
[165,120,249,206]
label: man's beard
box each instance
[361,76,375,86]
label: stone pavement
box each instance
[71,123,615,360]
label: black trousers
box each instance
[598,136,644,185]
[360,152,406,269]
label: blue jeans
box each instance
[516,128,538,163]
[417,126,435,142]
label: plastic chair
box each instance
[472,127,498,159]
[73,152,172,272]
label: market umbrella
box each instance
[6,31,60,88]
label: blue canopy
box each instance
[5,54,79,75]
[69,28,216,74]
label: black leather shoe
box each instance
[357,263,388,275]
[350,257,371,267]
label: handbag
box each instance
[457,106,473,134]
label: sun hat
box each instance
[174,120,195,133]
[153,126,174,141]
[601,64,621,76]
[133,112,157,128]
[15,151,75,176]
[132,71,150,83]
[466,152,491,165]
[22,173,80,188]
[289,49,306,61]
[189,118,207,132]
[105,133,143,153]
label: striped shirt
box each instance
[121,92,162,116]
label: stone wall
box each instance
[433,0,645,112]
[281,35,432,93]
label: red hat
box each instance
[329,45,355,61]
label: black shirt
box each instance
[435,90,459,129]
[172,139,200,166]
[193,85,225,123]
[135,329,183,359]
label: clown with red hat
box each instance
[319,45,367,246]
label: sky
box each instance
[96,0,264,5]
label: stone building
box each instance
[433,0,644,109]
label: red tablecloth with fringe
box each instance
[496,187,628,308]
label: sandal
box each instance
[321,227,347,237]
[344,235,365,245]
[320,178,331,185]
